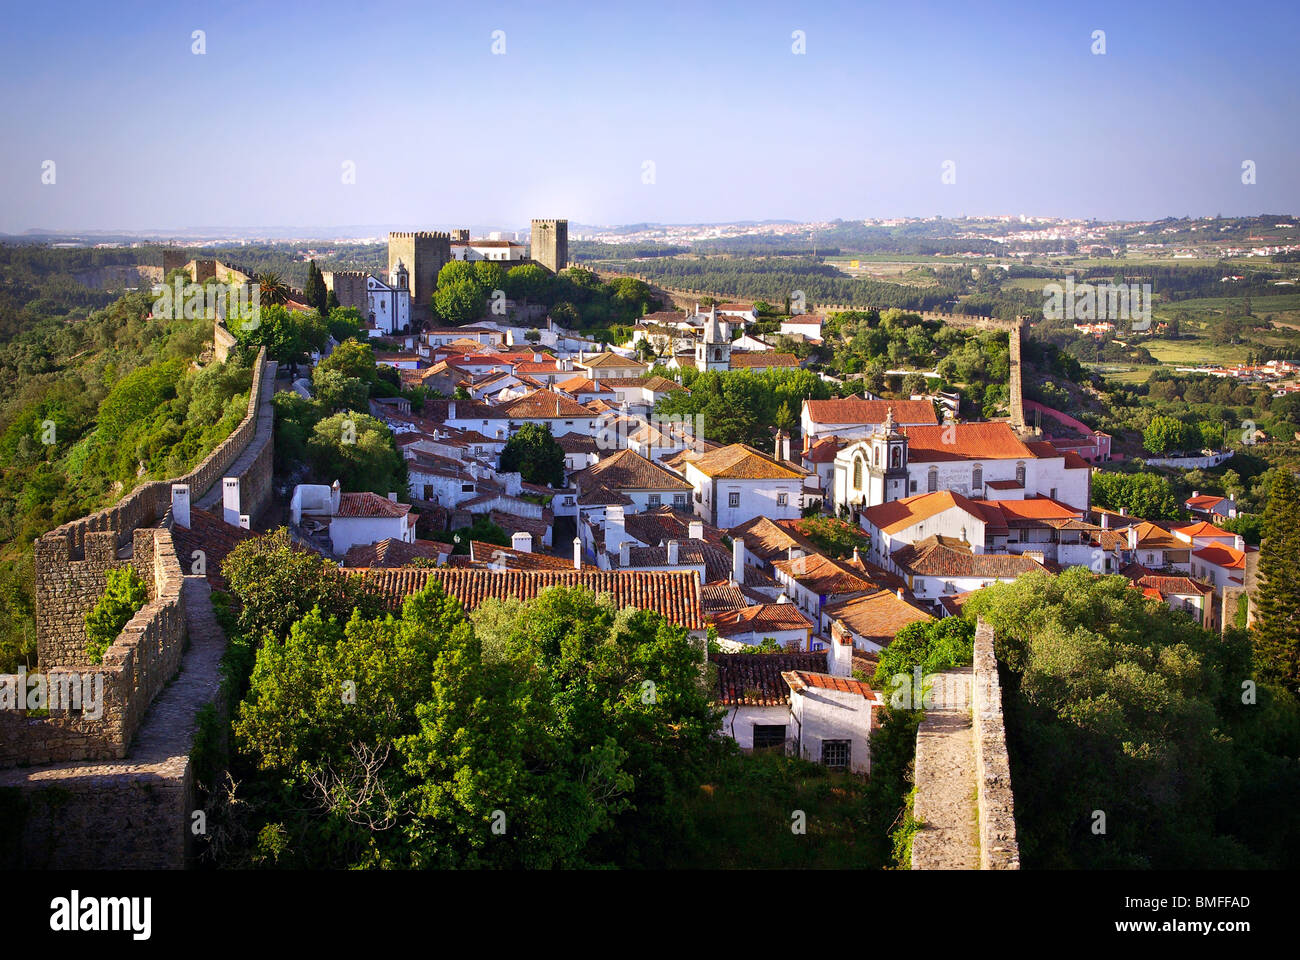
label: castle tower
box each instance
[1007,316,1040,438]
[388,231,451,326]
[695,305,731,372]
[530,219,568,274]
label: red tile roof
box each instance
[574,448,693,491]
[685,443,807,480]
[729,352,801,368]
[891,535,1049,578]
[710,603,815,637]
[710,652,827,705]
[824,590,932,645]
[772,552,877,596]
[498,389,594,419]
[352,568,704,628]
[783,670,877,699]
[1192,544,1247,570]
[903,422,1036,462]
[1185,494,1228,510]
[804,398,939,426]
[342,537,448,568]
[336,492,412,518]
[861,490,986,536]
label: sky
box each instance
[1,0,1297,234]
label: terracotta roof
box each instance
[555,431,600,453]
[352,568,704,628]
[599,375,685,392]
[577,483,634,506]
[336,492,412,519]
[556,375,613,394]
[700,582,749,615]
[711,603,815,638]
[342,538,449,568]
[1192,544,1247,570]
[460,540,580,571]
[729,352,801,368]
[862,490,986,536]
[624,539,732,581]
[1131,521,1183,550]
[710,652,827,705]
[985,479,1023,490]
[1135,574,1213,598]
[782,315,823,325]
[783,671,877,699]
[804,398,939,426]
[903,423,1036,462]
[772,552,877,597]
[498,389,594,419]
[170,506,258,590]
[686,443,807,480]
[891,535,1049,578]
[624,507,727,549]
[985,496,1082,522]
[824,589,932,645]
[578,352,647,370]
[804,436,844,464]
[574,448,693,491]
[1174,521,1234,539]
[728,516,807,561]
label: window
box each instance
[928,466,938,492]
[822,739,851,769]
[891,446,901,468]
[461,484,475,493]
[753,725,786,752]
[972,465,983,490]
[1050,487,1057,500]
[777,493,788,507]
[853,457,864,490]
[648,494,661,508]
[728,492,741,508]
[909,480,917,492]
[674,493,687,508]
[1015,461,1026,486]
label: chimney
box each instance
[171,484,191,530]
[573,536,582,570]
[787,545,804,561]
[239,515,251,530]
[852,546,861,565]
[733,537,746,584]
[667,539,680,564]
[222,477,241,528]
[512,531,533,553]
[1191,489,1199,499]
[1100,512,1110,530]
[689,520,704,540]
[1127,526,1138,550]
[620,539,632,567]
[829,622,853,677]
[896,587,905,600]
[777,591,790,604]
[1234,534,1245,552]
[1119,506,1127,516]
[605,505,626,556]
[388,492,398,503]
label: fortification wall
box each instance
[971,620,1020,869]
[2,527,186,768]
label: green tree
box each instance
[1091,470,1181,520]
[84,566,148,663]
[315,339,377,384]
[1253,470,1300,688]
[307,411,406,495]
[304,260,328,317]
[433,280,487,325]
[499,422,566,487]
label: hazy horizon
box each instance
[3,0,1298,234]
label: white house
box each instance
[678,444,808,528]
[366,263,411,335]
[784,670,882,774]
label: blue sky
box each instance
[1,0,1296,233]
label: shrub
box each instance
[84,566,148,663]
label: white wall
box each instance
[719,704,794,752]
[790,688,875,774]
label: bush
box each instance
[84,566,148,663]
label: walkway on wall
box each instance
[910,665,979,869]
[196,360,277,514]
[0,576,230,868]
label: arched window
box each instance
[972,465,983,490]
[1015,461,1026,486]
[853,457,863,490]
[928,466,938,492]
[890,446,901,468]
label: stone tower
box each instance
[530,219,568,274]
[388,231,450,326]
[1008,317,1029,435]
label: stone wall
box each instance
[971,620,1020,869]
[2,528,186,768]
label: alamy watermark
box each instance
[1042,276,1151,322]
[1,668,104,719]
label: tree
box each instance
[433,280,487,325]
[499,422,566,487]
[327,306,364,344]
[1253,470,1300,688]
[1091,470,1181,520]
[256,272,290,306]
[84,566,148,663]
[316,339,377,384]
[311,368,369,413]
[1144,415,1199,455]
[307,411,406,495]
[505,263,552,305]
[304,260,328,317]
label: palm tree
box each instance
[257,272,290,306]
